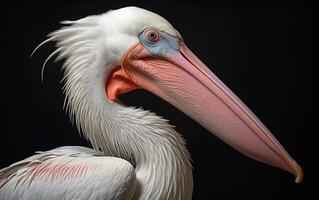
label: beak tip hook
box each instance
[294,164,303,183]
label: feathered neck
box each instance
[42,14,193,199]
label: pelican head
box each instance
[38,6,302,199]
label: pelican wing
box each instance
[0,146,136,200]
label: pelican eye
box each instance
[145,29,159,43]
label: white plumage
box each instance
[1,7,193,200]
[0,146,136,199]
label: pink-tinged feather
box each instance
[27,163,88,184]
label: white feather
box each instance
[1,6,193,200]
[0,146,136,200]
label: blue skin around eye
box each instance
[139,31,181,57]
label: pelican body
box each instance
[0,7,302,200]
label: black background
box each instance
[0,0,315,199]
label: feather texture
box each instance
[1,7,193,200]
[0,146,136,200]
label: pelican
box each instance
[0,6,302,200]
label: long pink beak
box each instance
[117,42,303,182]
